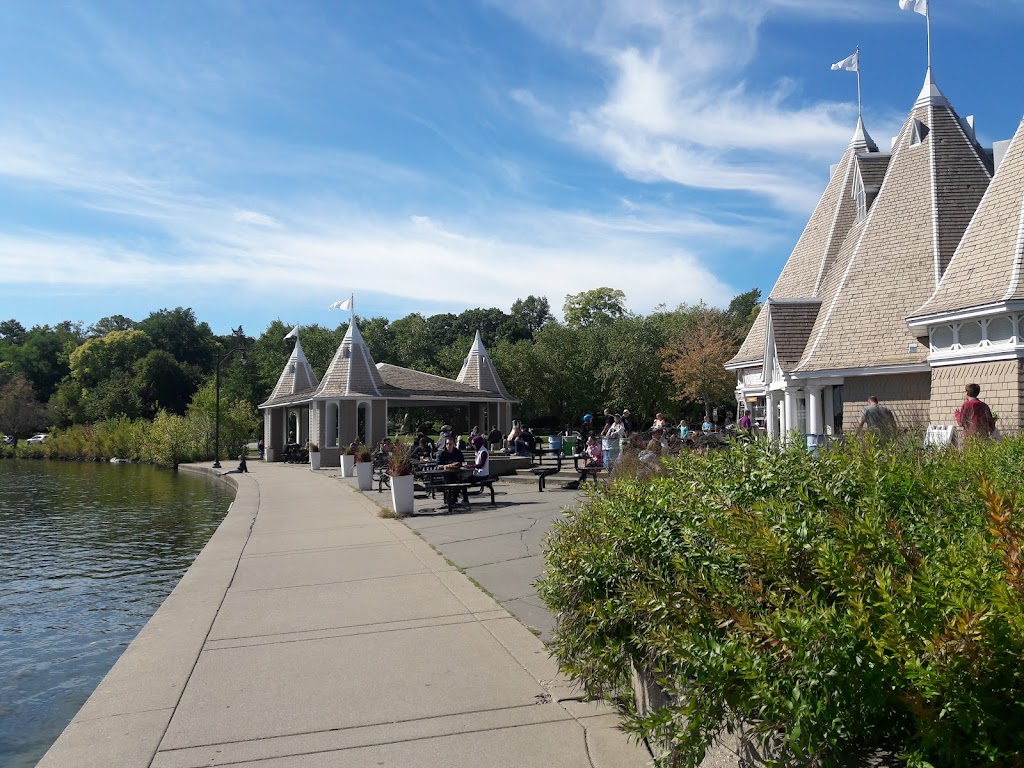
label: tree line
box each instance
[0,288,760,448]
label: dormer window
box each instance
[910,119,929,147]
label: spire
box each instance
[456,330,511,398]
[265,334,319,402]
[314,317,385,398]
[915,67,949,108]
[850,115,878,152]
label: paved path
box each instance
[38,461,650,768]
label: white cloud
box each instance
[497,0,881,211]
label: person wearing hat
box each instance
[581,413,594,441]
[621,409,632,436]
[466,434,490,477]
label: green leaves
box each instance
[541,438,1024,767]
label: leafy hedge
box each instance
[539,438,1024,767]
[17,397,257,468]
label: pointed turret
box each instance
[456,331,511,398]
[263,332,320,404]
[911,116,1024,320]
[794,71,993,372]
[728,117,880,369]
[315,319,386,398]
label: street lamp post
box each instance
[213,326,247,469]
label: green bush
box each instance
[539,438,1024,767]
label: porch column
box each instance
[784,389,798,435]
[766,392,779,441]
[807,386,822,436]
[822,386,835,435]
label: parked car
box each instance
[26,434,48,445]
[2,435,12,445]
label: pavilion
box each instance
[728,66,1024,439]
[259,323,515,465]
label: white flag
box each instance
[283,324,299,340]
[831,50,859,72]
[899,0,927,15]
[328,296,353,312]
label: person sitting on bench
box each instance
[578,434,603,483]
[466,435,490,477]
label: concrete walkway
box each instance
[38,461,650,768]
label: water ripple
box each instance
[0,461,232,768]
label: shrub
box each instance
[539,437,1024,767]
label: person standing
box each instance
[854,396,898,437]
[955,383,997,439]
[621,409,632,436]
[739,410,753,433]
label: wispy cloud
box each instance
[495,0,896,211]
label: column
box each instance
[766,393,778,440]
[822,386,835,436]
[807,387,822,436]
[784,389,798,435]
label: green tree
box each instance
[4,323,83,402]
[0,376,49,442]
[69,329,154,387]
[510,295,553,335]
[360,316,396,363]
[137,307,216,372]
[134,349,197,416]
[88,314,137,337]
[563,288,628,328]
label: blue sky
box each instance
[1,0,1022,335]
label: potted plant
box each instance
[308,442,321,471]
[354,444,373,491]
[388,441,415,516]
[340,444,355,477]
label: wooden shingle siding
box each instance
[914,118,1024,317]
[930,361,1024,434]
[842,373,931,431]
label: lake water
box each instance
[0,461,233,768]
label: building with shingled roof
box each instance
[728,68,1013,439]
[259,321,515,465]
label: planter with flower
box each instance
[308,442,321,471]
[388,441,415,516]
[354,444,373,491]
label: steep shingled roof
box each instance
[455,331,512,399]
[767,300,822,369]
[261,335,319,407]
[314,320,386,398]
[728,119,875,368]
[911,116,1024,319]
[794,71,992,373]
[376,363,508,401]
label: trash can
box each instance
[562,435,577,456]
[548,435,562,451]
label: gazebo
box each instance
[259,322,515,465]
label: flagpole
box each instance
[855,46,862,121]
[925,4,932,71]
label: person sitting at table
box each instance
[577,434,603,483]
[466,435,490,477]
[411,437,433,461]
[505,420,523,453]
[435,436,465,470]
[515,425,535,456]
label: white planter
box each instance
[309,452,321,471]
[341,454,355,477]
[355,461,373,491]
[389,473,415,516]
